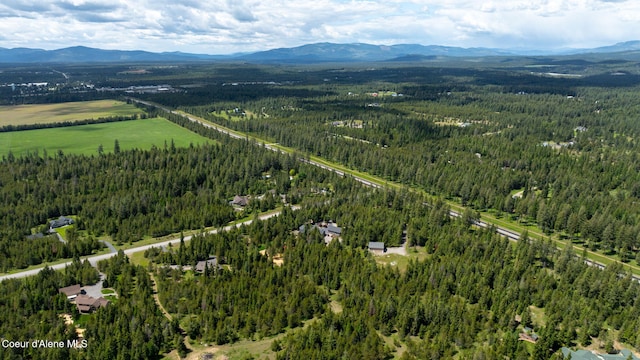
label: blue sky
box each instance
[0,0,637,54]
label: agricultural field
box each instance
[0,117,213,157]
[4,57,640,360]
[0,99,143,126]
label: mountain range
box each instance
[1,41,640,64]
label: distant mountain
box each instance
[569,40,640,54]
[236,42,514,63]
[0,41,639,64]
[0,46,230,63]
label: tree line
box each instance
[156,77,640,265]
[0,111,344,271]
[143,184,640,358]
[0,114,144,133]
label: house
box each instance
[195,257,221,273]
[26,233,45,240]
[58,284,83,300]
[60,285,109,313]
[230,195,249,207]
[326,223,342,236]
[75,294,110,314]
[299,221,343,244]
[50,216,74,229]
[368,242,386,255]
[518,332,538,343]
[561,347,640,360]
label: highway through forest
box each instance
[130,99,640,282]
[2,99,629,283]
[131,99,385,189]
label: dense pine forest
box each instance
[148,67,640,265]
[4,184,640,358]
[3,60,640,359]
[0,119,328,270]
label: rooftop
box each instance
[561,347,640,360]
[195,257,220,273]
[58,284,82,297]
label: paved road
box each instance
[448,209,640,282]
[130,99,640,281]
[0,210,286,282]
[130,99,383,189]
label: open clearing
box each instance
[374,246,430,272]
[0,117,214,157]
[211,109,258,122]
[0,100,144,126]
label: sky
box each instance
[0,0,638,54]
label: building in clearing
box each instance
[368,242,386,255]
[50,216,74,229]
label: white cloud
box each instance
[0,0,638,53]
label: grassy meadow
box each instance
[0,117,214,157]
[0,100,144,126]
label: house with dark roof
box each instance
[74,294,110,314]
[50,216,74,229]
[58,284,83,300]
[195,257,221,273]
[230,195,249,207]
[60,284,109,313]
[326,223,342,236]
[298,221,343,244]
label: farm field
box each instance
[0,100,144,126]
[0,117,214,157]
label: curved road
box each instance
[0,209,286,282]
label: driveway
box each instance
[82,273,106,298]
[383,244,407,256]
[99,240,117,253]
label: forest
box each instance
[134,64,640,266]
[2,59,640,359]
[4,182,640,359]
[0,110,338,270]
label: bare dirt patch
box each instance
[59,314,85,338]
[260,249,284,266]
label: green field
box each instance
[0,100,144,126]
[0,117,214,157]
